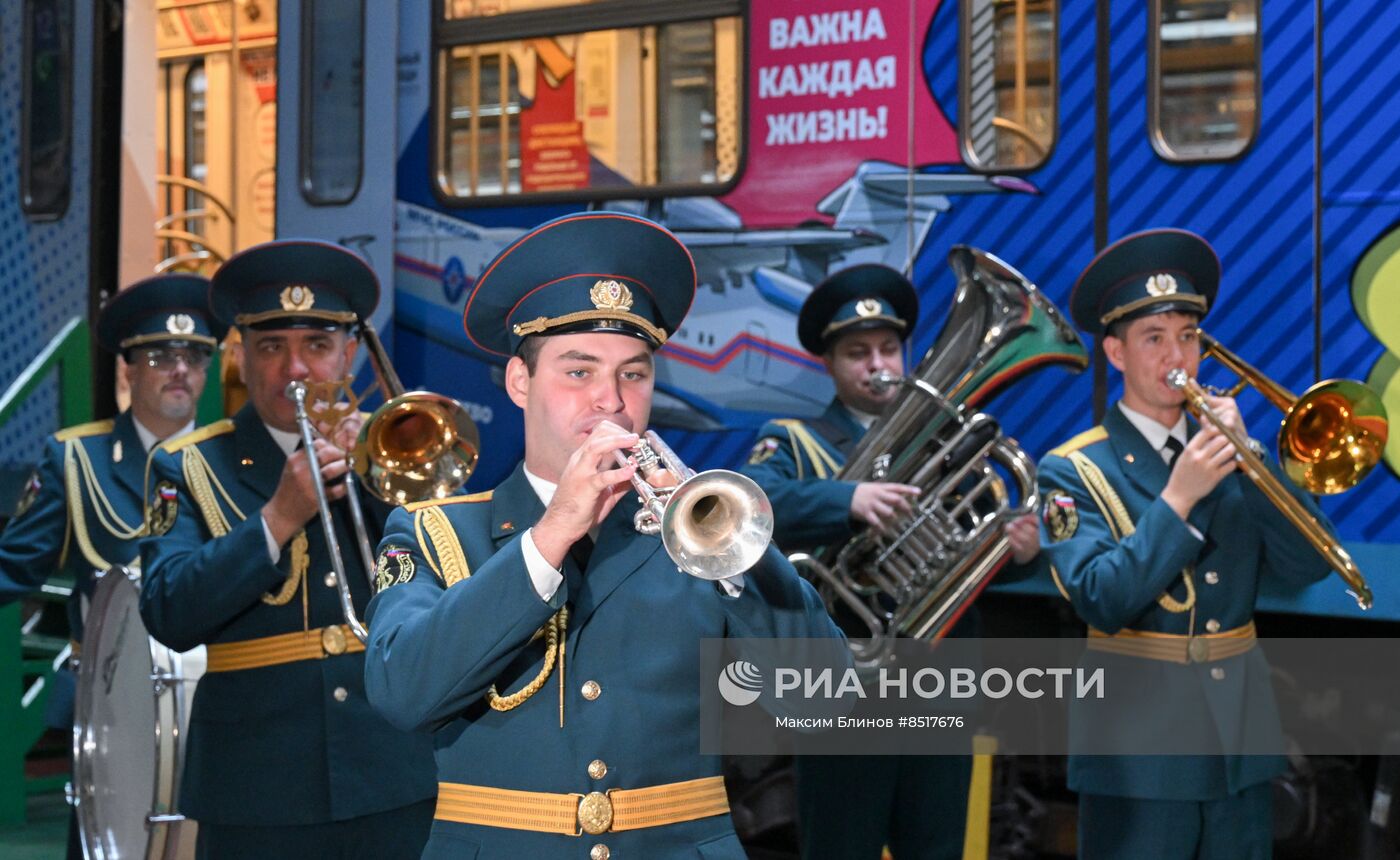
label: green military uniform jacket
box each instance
[363,462,843,859]
[139,402,436,826]
[1037,404,1331,801]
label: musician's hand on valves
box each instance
[1005,513,1041,564]
[532,420,639,569]
[263,439,350,546]
[1202,393,1248,439]
[1161,426,1237,522]
[850,482,921,532]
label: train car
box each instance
[3,0,1400,853]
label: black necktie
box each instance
[1163,436,1184,468]
[568,536,594,572]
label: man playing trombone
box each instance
[362,211,842,859]
[1037,229,1339,859]
[139,241,435,858]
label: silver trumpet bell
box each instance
[618,431,774,580]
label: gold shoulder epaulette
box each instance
[54,419,115,442]
[159,418,236,454]
[1048,426,1108,458]
[406,490,493,512]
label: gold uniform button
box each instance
[322,625,348,656]
[582,680,602,701]
[1205,619,1221,634]
[1210,668,1225,681]
[333,686,349,702]
[588,759,608,780]
[324,571,338,588]
[1205,571,1220,585]
[590,845,610,860]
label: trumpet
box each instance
[289,320,480,642]
[615,431,774,580]
[1166,367,1374,610]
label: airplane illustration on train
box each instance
[393,160,1036,431]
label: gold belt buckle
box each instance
[577,791,614,835]
[1187,637,1209,664]
[321,625,348,656]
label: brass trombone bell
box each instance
[351,392,481,507]
[1200,331,1389,494]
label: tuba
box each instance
[289,319,479,642]
[791,246,1089,669]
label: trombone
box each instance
[1167,331,1386,610]
[1199,331,1388,494]
[289,320,480,642]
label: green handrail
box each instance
[0,316,91,825]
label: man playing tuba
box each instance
[740,264,1042,860]
[1037,229,1338,859]
[139,240,436,859]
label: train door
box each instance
[274,1,398,336]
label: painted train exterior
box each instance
[2,0,1399,622]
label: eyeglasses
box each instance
[139,347,213,371]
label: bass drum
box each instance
[73,566,205,860]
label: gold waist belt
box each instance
[434,776,730,836]
[1086,620,1256,665]
[204,625,364,672]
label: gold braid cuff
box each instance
[1067,451,1195,613]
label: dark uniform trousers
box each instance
[741,400,1041,860]
[363,462,844,859]
[140,403,437,858]
[1037,406,1332,859]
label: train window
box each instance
[960,0,1058,172]
[433,2,743,203]
[300,0,365,204]
[21,0,74,219]
[444,0,603,18]
[1150,0,1259,161]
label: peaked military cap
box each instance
[95,273,227,354]
[797,264,919,355]
[461,212,695,358]
[1070,228,1219,338]
[210,239,379,330]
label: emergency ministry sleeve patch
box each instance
[14,469,40,518]
[747,437,780,466]
[375,546,416,592]
[148,480,180,536]
[1042,489,1078,542]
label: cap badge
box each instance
[1145,273,1178,297]
[166,313,195,335]
[855,298,882,317]
[590,279,634,313]
[280,285,316,312]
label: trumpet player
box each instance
[362,212,841,859]
[1038,229,1337,859]
[138,241,436,859]
[740,264,1042,860]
